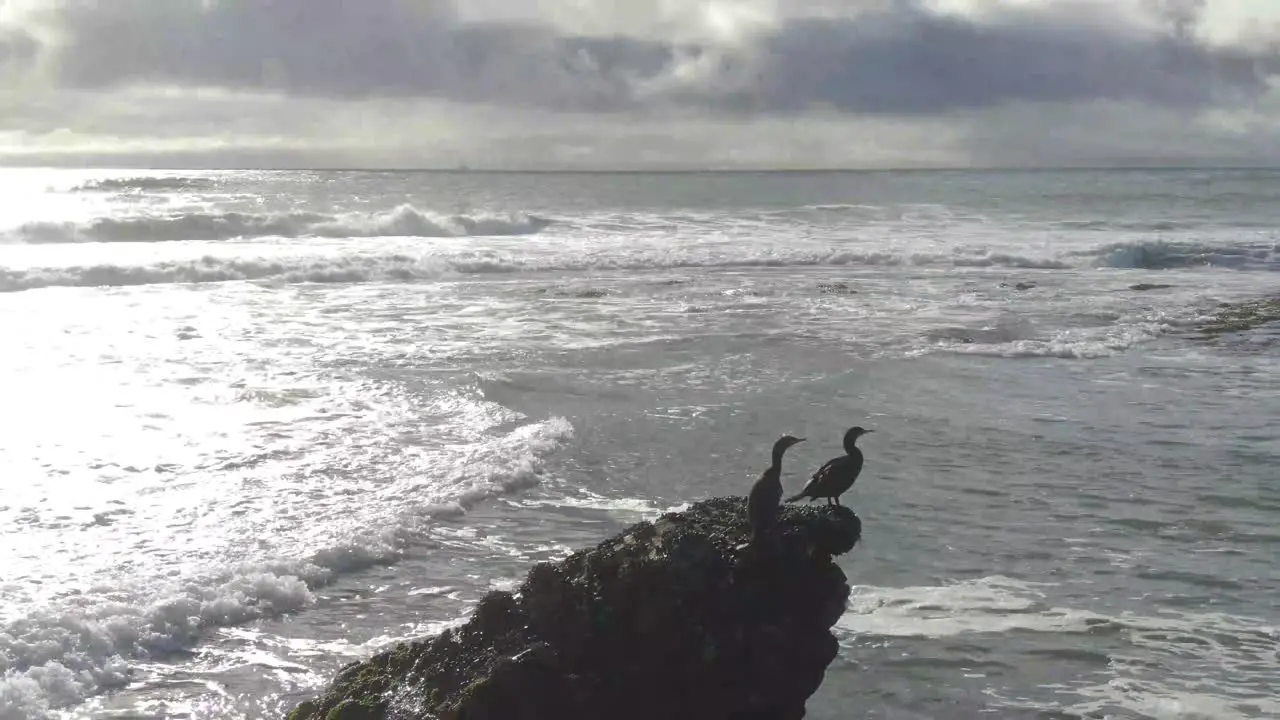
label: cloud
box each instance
[0,24,38,68]
[747,8,1267,114]
[10,0,1272,116]
[1,0,1279,168]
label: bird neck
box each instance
[843,438,860,454]
[771,447,787,468]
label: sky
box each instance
[0,0,1278,169]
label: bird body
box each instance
[747,435,805,544]
[787,426,873,506]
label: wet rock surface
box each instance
[1193,296,1280,338]
[286,497,862,720]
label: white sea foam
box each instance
[3,205,551,244]
[839,577,1280,719]
[70,176,215,193]
[941,324,1171,359]
[0,248,1080,293]
[838,576,1084,638]
[0,394,573,720]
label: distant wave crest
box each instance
[4,236,1276,293]
[5,205,552,243]
[1085,239,1279,271]
[0,248,1073,293]
[71,176,214,193]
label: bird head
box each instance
[844,426,874,450]
[772,434,805,462]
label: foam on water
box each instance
[0,410,574,719]
[3,205,550,244]
[839,577,1280,719]
[3,227,1277,293]
[2,168,1277,719]
[839,576,1096,638]
[0,283,576,718]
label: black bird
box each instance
[747,435,806,545]
[787,426,873,506]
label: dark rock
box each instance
[1192,296,1280,339]
[287,701,319,720]
[531,287,613,299]
[286,497,861,720]
[1129,283,1173,291]
[817,282,857,295]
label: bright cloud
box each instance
[0,0,1277,168]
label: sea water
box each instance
[1,168,1276,719]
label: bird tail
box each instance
[784,492,805,503]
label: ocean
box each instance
[0,167,1276,720]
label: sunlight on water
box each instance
[1,168,1277,719]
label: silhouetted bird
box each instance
[747,435,806,545]
[787,426,873,506]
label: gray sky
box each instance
[1,0,1278,169]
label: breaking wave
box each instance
[0,414,574,720]
[1085,239,1279,271]
[0,249,1070,293]
[4,205,552,244]
[70,176,214,193]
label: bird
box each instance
[747,434,806,545]
[787,426,873,506]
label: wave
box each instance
[70,176,214,193]
[1051,219,1223,232]
[1084,239,1279,271]
[837,577,1280,719]
[4,205,552,244]
[938,325,1170,360]
[3,235,1275,293]
[0,248,1073,293]
[0,415,574,720]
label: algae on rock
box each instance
[1194,296,1280,338]
[286,496,862,720]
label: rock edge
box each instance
[286,496,862,720]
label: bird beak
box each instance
[796,438,806,443]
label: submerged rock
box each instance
[817,282,857,295]
[1193,296,1280,338]
[1128,283,1173,291]
[286,497,861,720]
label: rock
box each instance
[817,282,857,295]
[998,282,1037,291]
[1193,296,1280,338]
[1129,283,1173,291]
[324,700,382,720]
[286,497,862,720]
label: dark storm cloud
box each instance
[745,11,1266,113]
[0,25,39,68]
[31,0,1278,115]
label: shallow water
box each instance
[1,168,1277,719]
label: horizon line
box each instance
[3,163,1280,174]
